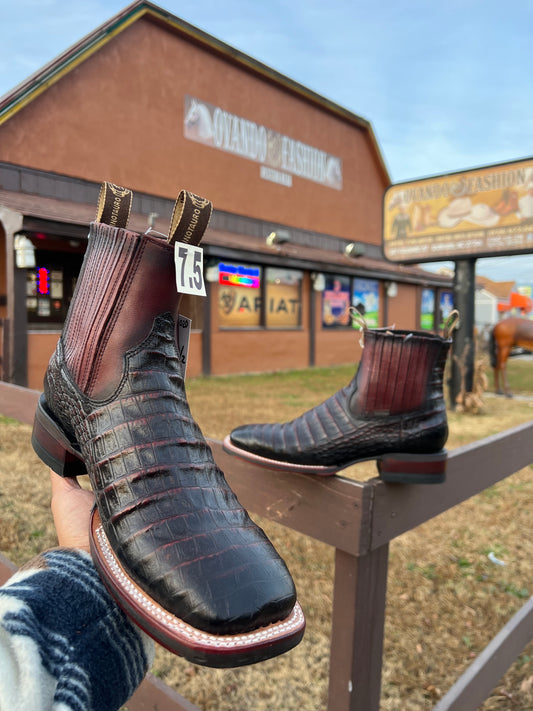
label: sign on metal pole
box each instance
[383,157,533,263]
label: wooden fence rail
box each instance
[1,380,532,711]
[0,318,7,382]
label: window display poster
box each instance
[265,268,302,328]
[217,264,303,329]
[322,276,351,327]
[352,278,379,328]
[421,288,435,330]
[439,290,454,329]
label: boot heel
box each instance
[32,394,87,477]
[378,450,447,484]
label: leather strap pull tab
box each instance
[349,306,368,348]
[168,191,213,246]
[443,309,460,339]
[96,182,133,228]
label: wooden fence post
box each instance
[328,543,390,711]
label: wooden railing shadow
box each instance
[0,381,532,711]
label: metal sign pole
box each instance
[449,259,476,409]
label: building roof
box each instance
[0,1,389,184]
[476,275,516,300]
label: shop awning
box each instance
[0,187,451,288]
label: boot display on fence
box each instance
[32,182,304,667]
[224,312,459,484]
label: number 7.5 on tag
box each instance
[174,243,206,296]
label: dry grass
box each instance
[1,356,532,710]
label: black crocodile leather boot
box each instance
[224,316,458,484]
[32,184,304,667]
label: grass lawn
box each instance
[1,354,532,710]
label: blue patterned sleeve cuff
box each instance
[0,548,155,711]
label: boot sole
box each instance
[90,508,305,668]
[222,435,447,484]
[32,394,306,666]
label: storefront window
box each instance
[421,288,435,330]
[26,251,83,326]
[322,275,351,328]
[27,266,64,320]
[265,268,302,328]
[352,278,379,328]
[217,262,302,329]
[218,262,262,328]
[438,290,454,329]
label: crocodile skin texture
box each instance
[44,313,296,634]
[229,329,451,467]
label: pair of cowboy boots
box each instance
[32,183,304,668]
[32,180,455,669]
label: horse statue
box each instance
[489,317,533,396]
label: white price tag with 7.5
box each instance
[174,243,206,296]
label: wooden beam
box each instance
[327,545,389,711]
[0,381,40,424]
[128,673,201,711]
[210,440,371,556]
[0,383,371,556]
[433,596,533,711]
[0,553,18,585]
[371,420,533,549]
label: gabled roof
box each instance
[0,1,390,183]
[476,275,516,300]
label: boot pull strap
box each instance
[349,306,368,348]
[167,191,213,246]
[349,306,368,331]
[443,309,460,339]
[96,182,133,228]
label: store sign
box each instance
[383,157,533,263]
[184,95,343,190]
[217,264,302,328]
[219,263,260,288]
[218,287,301,327]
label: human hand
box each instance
[50,470,94,553]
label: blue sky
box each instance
[1,0,532,284]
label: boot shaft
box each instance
[62,224,177,397]
[57,186,212,400]
[351,329,451,417]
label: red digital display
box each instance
[37,267,49,295]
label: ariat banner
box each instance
[383,157,533,263]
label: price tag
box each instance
[174,243,206,296]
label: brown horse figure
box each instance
[489,317,533,396]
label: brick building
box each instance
[0,1,450,388]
